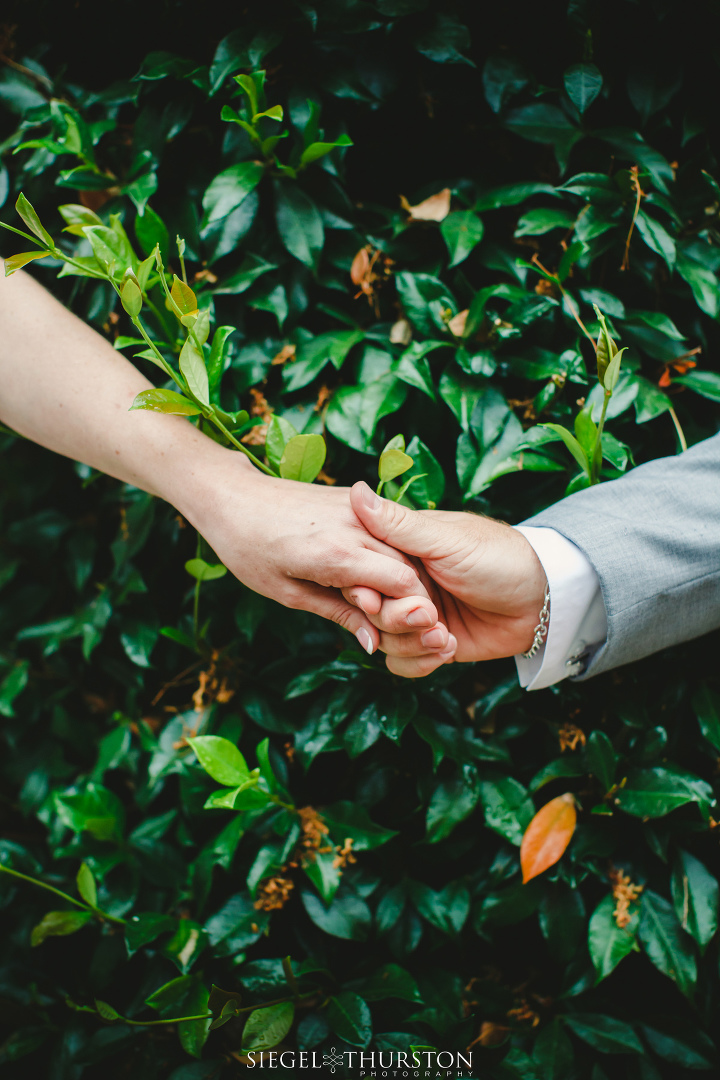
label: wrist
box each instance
[154,427,263,526]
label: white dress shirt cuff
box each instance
[513,525,608,691]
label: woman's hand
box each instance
[341,481,547,677]
[175,460,442,652]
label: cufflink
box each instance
[566,652,587,674]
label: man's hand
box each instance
[341,481,547,677]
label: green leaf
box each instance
[403,437,445,507]
[326,992,372,1048]
[671,850,718,951]
[279,433,326,483]
[54,783,125,841]
[635,210,675,271]
[639,890,697,999]
[410,879,470,935]
[130,389,202,416]
[563,63,603,113]
[31,910,93,946]
[94,999,121,1021]
[0,660,29,717]
[302,890,372,940]
[479,777,534,846]
[533,1019,574,1079]
[299,134,353,169]
[440,210,484,266]
[585,731,617,792]
[125,912,176,956]
[426,775,480,842]
[162,920,207,975]
[146,975,211,1058]
[640,1020,716,1070]
[76,863,97,907]
[135,205,169,261]
[693,684,720,751]
[202,161,265,225]
[562,1013,643,1055]
[274,181,324,269]
[539,423,590,477]
[321,801,397,850]
[346,963,422,1003]
[673,370,720,402]
[178,338,209,406]
[188,735,250,786]
[614,767,714,819]
[474,181,558,211]
[588,894,638,982]
[515,207,575,236]
[243,1002,295,1052]
[184,558,228,582]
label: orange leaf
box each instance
[448,309,469,337]
[658,368,672,387]
[350,246,371,285]
[520,793,576,884]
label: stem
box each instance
[0,863,126,925]
[530,255,595,348]
[590,392,611,484]
[621,167,644,272]
[109,991,318,1027]
[668,405,688,452]
[144,294,176,345]
[130,315,182,386]
[179,251,188,286]
[209,414,278,477]
[376,480,385,496]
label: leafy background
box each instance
[2,0,720,1076]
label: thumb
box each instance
[350,481,441,559]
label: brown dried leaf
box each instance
[520,793,577,884]
[448,309,469,337]
[400,187,451,222]
[271,344,297,366]
[389,317,412,345]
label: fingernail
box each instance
[407,607,432,628]
[360,483,381,510]
[356,627,374,655]
[421,627,446,649]
[351,594,368,615]
[439,635,457,661]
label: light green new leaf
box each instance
[540,423,590,476]
[184,558,228,582]
[132,389,202,418]
[179,338,209,406]
[188,735,250,787]
[265,414,298,473]
[299,134,353,169]
[31,910,93,947]
[76,863,97,908]
[4,250,50,275]
[279,434,326,483]
[378,448,413,483]
[15,192,54,247]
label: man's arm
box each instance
[522,432,720,679]
[0,268,436,649]
[341,432,720,681]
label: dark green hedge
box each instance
[2,2,720,1077]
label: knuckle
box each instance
[395,564,418,593]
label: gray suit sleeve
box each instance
[520,432,720,679]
